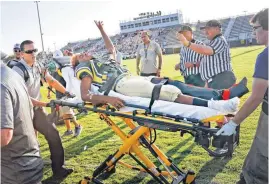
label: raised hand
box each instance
[94,20,104,31]
[176,32,188,46]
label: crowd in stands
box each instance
[60,14,255,59]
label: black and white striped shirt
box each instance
[200,34,233,81]
[179,39,204,77]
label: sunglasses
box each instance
[23,49,38,54]
[14,49,21,53]
[253,25,262,31]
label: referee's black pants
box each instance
[208,71,236,90]
[184,73,205,87]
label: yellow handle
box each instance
[201,115,225,123]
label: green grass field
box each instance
[40,45,265,184]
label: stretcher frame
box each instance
[49,100,240,184]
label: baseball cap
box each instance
[178,25,193,33]
[13,43,20,50]
[200,20,222,30]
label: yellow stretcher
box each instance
[49,100,240,184]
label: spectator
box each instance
[217,8,268,184]
[63,49,73,56]
[177,20,236,89]
[12,40,73,179]
[175,26,205,87]
[136,31,163,77]
[6,43,21,68]
[115,49,123,65]
[1,63,43,184]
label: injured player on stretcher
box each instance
[72,53,248,114]
[47,49,245,118]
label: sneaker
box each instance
[208,97,240,114]
[62,130,73,137]
[74,125,83,137]
[53,167,73,179]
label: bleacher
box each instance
[229,14,254,40]
[61,13,256,56]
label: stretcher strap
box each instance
[149,84,162,112]
[148,78,169,112]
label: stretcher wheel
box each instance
[184,170,196,184]
[99,166,116,180]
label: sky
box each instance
[1,0,268,54]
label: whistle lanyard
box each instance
[144,44,150,59]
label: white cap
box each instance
[53,50,63,58]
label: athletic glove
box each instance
[216,120,238,136]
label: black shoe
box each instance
[230,77,249,98]
[52,167,73,179]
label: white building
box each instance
[119,10,183,33]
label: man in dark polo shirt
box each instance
[1,63,43,184]
[177,20,236,89]
[175,25,205,87]
[217,8,268,184]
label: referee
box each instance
[177,20,236,89]
[175,25,205,87]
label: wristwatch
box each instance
[193,64,197,67]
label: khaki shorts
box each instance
[59,106,74,117]
[58,97,75,117]
[115,76,181,102]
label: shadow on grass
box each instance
[195,157,231,184]
[39,119,122,158]
[62,121,126,159]
[75,111,95,121]
[42,120,128,183]
[42,176,65,184]
[165,136,193,158]
[121,136,194,184]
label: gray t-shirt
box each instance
[136,41,162,74]
[12,59,42,100]
[1,64,43,184]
